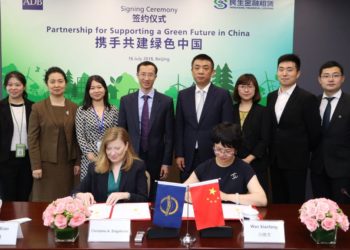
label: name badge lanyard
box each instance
[93,108,105,152]
[93,107,105,134]
[9,104,26,157]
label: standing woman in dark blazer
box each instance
[0,71,33,201]
[232,74,270,196]
[28,67,80,201]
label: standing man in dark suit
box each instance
[267,54,321,204]
[119,61,174,200]
[310,61,350,204]
[175,54,234,182]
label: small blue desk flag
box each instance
[153,181,186,228]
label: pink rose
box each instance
[316,212,326,221]
[331,212,341,223]
[54,214,68,229]
[321,217,336,231]
[299,213,309,223]
[317,200,330,214]
[304,218,318,232]
[65,202,77,214]
[57,196,74,204]
[68,213,86,227]
[43,214,54,227]
[340,215,349,232]
[305,204,317,218]
[43,204,55,216]
[74,200,91,217]
[54,202,66,215]
[328,200,339,212]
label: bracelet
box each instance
[235,193,240,205]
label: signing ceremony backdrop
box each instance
[1,0,294,106]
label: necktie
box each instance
[322,97,335,129]
[141,95,150,151]
[196,90,205,122]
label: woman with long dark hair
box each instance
[75,75,119,180]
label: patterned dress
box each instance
[75,105,119,179]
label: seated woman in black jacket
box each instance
[72,127,148,205]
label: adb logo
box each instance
[23,0,43,10]
[214,0,228,9]
[160,195,179,216]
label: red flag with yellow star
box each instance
[189,179,225,230]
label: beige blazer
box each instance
[28,98,80,170]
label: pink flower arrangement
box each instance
[299,198,349,232]
[43,196,91,229]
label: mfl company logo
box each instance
[214,0,228,9]
[214,0,274,10]
[23,0,43,10]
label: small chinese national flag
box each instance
[189,179,225,230]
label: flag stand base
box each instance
[180,233,196,246]
[199,226,233,238]
[146,227,180,239]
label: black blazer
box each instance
[267,86,321,170]
[311,92,350,178]
[72,159,148,202]
[175,84,234,169]
[118,90,174,177]
[233,103,270,170]
[0,98,33,162]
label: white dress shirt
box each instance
[320,89,342,122]
[275,84,297,123]
[138,88,155,130]
[195,83,211,148]
[195,83,210,120]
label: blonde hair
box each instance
[95,127,139,174]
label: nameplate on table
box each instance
[88,219,131,242]
[0,222,21,245]
[243,220,285,243]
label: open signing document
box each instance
[89,203,151,220]
[182,203,259,220]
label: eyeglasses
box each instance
[213,147,235,156]
[138,73,156,79]
[320,74,342,80]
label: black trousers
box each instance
[0,151,33,201]
[270,161,307,204]
[311,169,350,204]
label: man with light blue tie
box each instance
[310,61,350,204]
[119,61,174,200]
[175,54,234,182]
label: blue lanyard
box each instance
[93,107,105,133]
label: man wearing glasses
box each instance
[267,54,321,204]
[119,61,174,200]
[310,61,350,204]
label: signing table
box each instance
[0,202,349,249]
